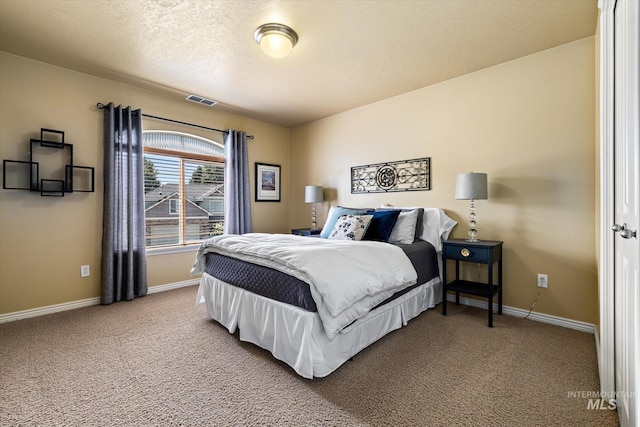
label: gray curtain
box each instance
[101,103,147,305]
[224,130,252,234]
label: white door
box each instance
[613,0,639,425]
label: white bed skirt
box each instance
[196,273,442,379]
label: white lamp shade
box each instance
[455,173,488,200]
[304,185,324,203]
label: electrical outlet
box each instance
[80,265,90,278]
[537,273,548,288]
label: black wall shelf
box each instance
[2,128,94,197]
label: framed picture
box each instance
[255,162,281,202]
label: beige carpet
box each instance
[0,285,619,426]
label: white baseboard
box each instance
[0,278,200,324]
[147,278,200,294]
[0,296,101,324]
[593,325,601,381]
[446,294,596,334]
[2,281,595,336]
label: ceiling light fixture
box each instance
[254,23,298,58]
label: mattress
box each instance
[203,240,438,312]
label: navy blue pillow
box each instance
[363,209,402,242]
[377,207,425,242]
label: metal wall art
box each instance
[351,157,430,193]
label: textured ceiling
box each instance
[0,0,598,128]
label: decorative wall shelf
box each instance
[2,128,94,197]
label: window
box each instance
[143,131,225,248]
[169,199,179,215]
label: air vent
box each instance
[186,94,218,107]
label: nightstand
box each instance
[291,228,322,237]
[442,239,503,327]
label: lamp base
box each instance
[466,199,480,242]
[311,203,317,230]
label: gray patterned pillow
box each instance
[328,214,374,241]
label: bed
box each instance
[191,207,456,379]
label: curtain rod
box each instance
[96,102,254,139]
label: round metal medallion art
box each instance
[375,166,397,190]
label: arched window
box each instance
[142,131,224,247]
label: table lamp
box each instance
[304,185,324,230]
[455,172,488,242]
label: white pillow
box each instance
[328,214,373,241]
[387,209,419,244]
[380,204,457,252]
[418,208,457,252]
[320,206,370,238]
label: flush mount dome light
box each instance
[254,23,298,58]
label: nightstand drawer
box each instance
[444,244,491,263]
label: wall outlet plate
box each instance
[537,273,548,288]
[80,265,90,277]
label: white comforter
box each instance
[190,233,417,339]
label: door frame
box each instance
[598,0,616,400]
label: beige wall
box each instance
[290,38,597,324]
[0,52,290,314]
[1,37,598,324]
